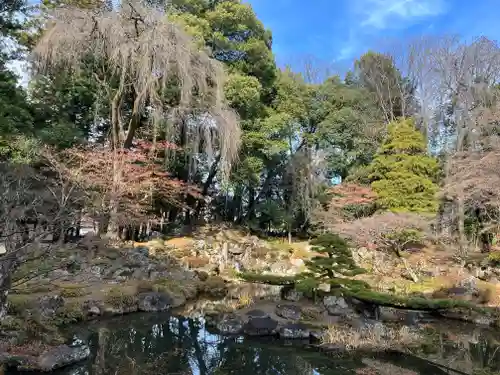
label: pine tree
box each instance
[305,233,365,282]
[369,118,439,213]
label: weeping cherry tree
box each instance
[31,1,241,235]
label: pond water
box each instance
[9,313,500,375]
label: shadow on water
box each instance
[7,313,500,375]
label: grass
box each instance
[236,291,254,309]
[7,294,34,315]
[11,283,54,295]
[321,324,421,350]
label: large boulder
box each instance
[456,276,480,296]
[1,344,90,372]
[216,314,244,335]
[245,309,270,319]
[279,323,310,340]
[82,299,103,317]
[350,297,380,319]
[138,292,173,312]
[199,276,228,298]
[243,317,279,336]
[281,286,303,302]
[323,296,353,316]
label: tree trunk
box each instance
[457,197,467,256]
[0,259,13,319]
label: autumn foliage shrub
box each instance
[312,183,377,226]
[331,211,430,252]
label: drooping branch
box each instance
[31,1,241,179]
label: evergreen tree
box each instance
[305,232,365,281]
[369,118,439,213]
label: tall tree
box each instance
[354,51,416,123]
[32,2,241,235]
[368,118,439,213]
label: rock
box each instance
[275,304,301,321]
[310,330,325,342]
[195,270,209,282]
[350,298,379,319]
[200,276,227,298]
[378,306,426,326]
[103,305,138,315]
[228,283,282,302]
[138,292,173,312]
[35,344,90,372]
[216,314,244,335]
[279,323,310,340]
[456,276,479,295]
[281,287,302,302]
[112,267,134,280]
[228,244,244,255]
[323,296,353,316]
[246,309,270,319]
[378,306,399,322]
[317,283,331,293]
[38,295,65,318]
[270,261,293,274]
[243,317,279,336]
[2,344,91,372]
[82,300,103,317]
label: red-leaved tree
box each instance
[62,140,202,237]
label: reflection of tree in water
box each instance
[66,315,367,375]
[64,315,500,375]
[417,328,500,375]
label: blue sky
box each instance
[248,0,500,73]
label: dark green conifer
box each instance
[305,233,365,281]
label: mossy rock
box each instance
[238,271,297,285]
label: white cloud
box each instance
[357,0,447,29]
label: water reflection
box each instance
[50,314,358,375]
[8,313,500,375]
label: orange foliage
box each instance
[313,183,377,226]
[61,139,202,225]
[328,183,377,208]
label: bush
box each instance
[54,301,85,325]
[104,287,137,309]
[332,211,430,250]
[59,285,89,298]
